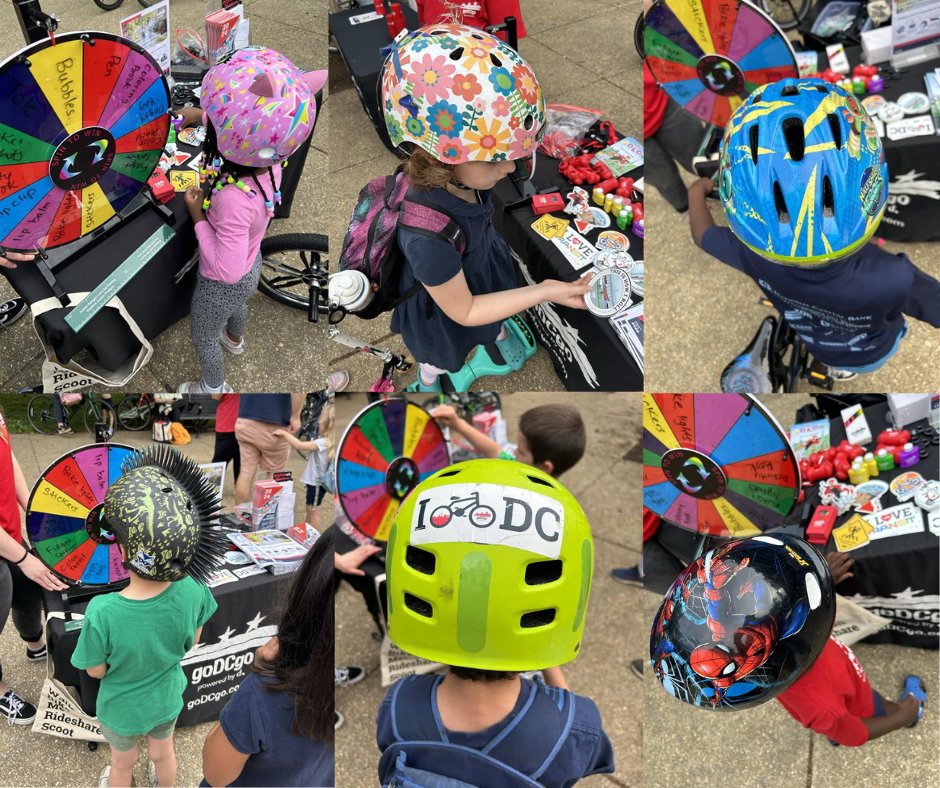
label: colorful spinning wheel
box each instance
[336,399,450,542]
[643,394,800,537]
[0,32,170,252]
[26,443,137,585]
[643,0,798,127]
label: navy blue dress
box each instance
[391,187,517,372]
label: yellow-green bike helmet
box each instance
[386,460,594,671]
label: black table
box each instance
[44,559,291,726]
[804,402,939,649]
[844,46,940,242]
[490,159,644,391]
[330,6,420,154]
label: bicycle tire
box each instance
[117,395,153,431]
[84,400,116,438]
[757,0,813,31]
[258,233,329,310]
[634,13,646,60]
[27,394,59,435]
[138,0,160,6]
[93,0,126,10]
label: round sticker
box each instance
[224,551,253,566]
[853,479,888,507]
[596,231,630,252]
[179,126,207,146]
[897,92,930,115]
[583,267,631,316]
[914,480,940,511]
[862,95,886,115]
[889,471,925,502]
[878,102,904,123]
[629,261,644,297]
[588,207,611,228]
[594,248,634,269]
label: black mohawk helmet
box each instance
[103,444,231,583]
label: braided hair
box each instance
[199,120,282,215]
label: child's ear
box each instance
[537,459,555,477]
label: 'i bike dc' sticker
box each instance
[411,483,565,559]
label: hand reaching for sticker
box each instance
[825,551,856,584]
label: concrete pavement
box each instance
[334,391,645,787]
[0,0,330,392]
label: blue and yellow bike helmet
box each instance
[718,78,887,266]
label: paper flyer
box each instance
[120,0,171,75]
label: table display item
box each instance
[643,393,800,537]
[583,267,631,316]
[25,443,138,585]
[898,442,920,468]
[806,505,838,545]
[889,471,925,502]
[841,403,872,445]
[643,0,798,127]
[228,529,308,575]
[897,91,930,115]
[914,481,940,512]
[336,399,450,542]
[0,32,171,252]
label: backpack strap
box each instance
[399,195,467,256]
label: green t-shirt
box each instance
[71,577,218,736]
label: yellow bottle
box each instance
[864,451,878,476]
[848,458,869,484]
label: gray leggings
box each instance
[0,558,44,684]
[190,253,263,389]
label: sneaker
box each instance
[327,370,350,395]
[335,710,344,731]
[901,674,926,727]
[177,380,234,395]
[25,643,46,661]
[611,566,644,587]
[0,689,37,725]
[630,659,644,680]
[335,666,366,687]
[56,425,73,435]
[220,331,246,355]
[828,368,857,382]
[97,764,137,788]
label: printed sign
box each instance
[862,502,924,540]
[531,214,569,240]
[169,170,199,192]
[833,515,873,552]
[551,227,597,271]
[410,483,565,559]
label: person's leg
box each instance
[147,730,177,787]
[190,275,234,390]
[9,561,44,652]
[224,253,263,344]
[257,422,292,476]
[655,98,706,175]
[644,134,689,213]
[212,432,241,492]
[234,420,263,505]
[0,560,12,693]
[305,484,317,526]
[107,740,139,788]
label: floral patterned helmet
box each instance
[380,24,545,165]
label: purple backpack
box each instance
[338,170,466,319]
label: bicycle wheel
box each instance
[117,395,152,431]
[84,400,116,438]
[258,233,329,310]
[93,0,126,11]
[27,395,58,435]
[757,0,813,31]
[138,0,160,6]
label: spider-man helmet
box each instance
[718,78,887,265]
[650,534,834,710]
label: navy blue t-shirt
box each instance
[238,394,291,426]
[201,673,334,788]
[391,187,517,371]
[376,675,614,788]
[702,227,940,367]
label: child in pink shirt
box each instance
[177,48,326,394]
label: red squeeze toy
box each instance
[804,460,834,482]
[877,429,910,446]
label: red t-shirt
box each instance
[777,637,874,746]
[215,393,241,434]
[0,412,22,545]
[644,62,668,139]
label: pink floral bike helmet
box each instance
[380,24,545,165]
[201,47,327,167]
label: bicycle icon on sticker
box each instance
[430,492,497,528]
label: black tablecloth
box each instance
[490,160,644,391]
[803,402,939,648]
[845,46,940,242]
[330,6,420,154]
[44,560,291,726]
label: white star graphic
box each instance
[245,611,266,632]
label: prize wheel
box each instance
[643,394,800,537]
[643,0,798,127]
[26,443,137,585]
[0,32,170,252]
[336,399,450,542]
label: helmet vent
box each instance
[161,486,172,493]
[438,470,461,478]
[826,113,842,150]
[520,609,556,628]
[822,175,835,218]
[448,48,464,61]
[773,181,790,224]
[489,53,503,68]
[782,117,805,161]
[780,84,799,97]
[404,593,433,618]
[748,125,760,164]
[525,560,562,585]
[523,114,534,130]
[406,545,436,575]
[525,474,555,489]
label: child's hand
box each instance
[539,276,593,310]
[430,405,460,428]
[183,186,204,217]
[825,551,855,584]
[176,106,203,129]
[271,428,288,439]
[688,177,715,197]
[0,251,36,270]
